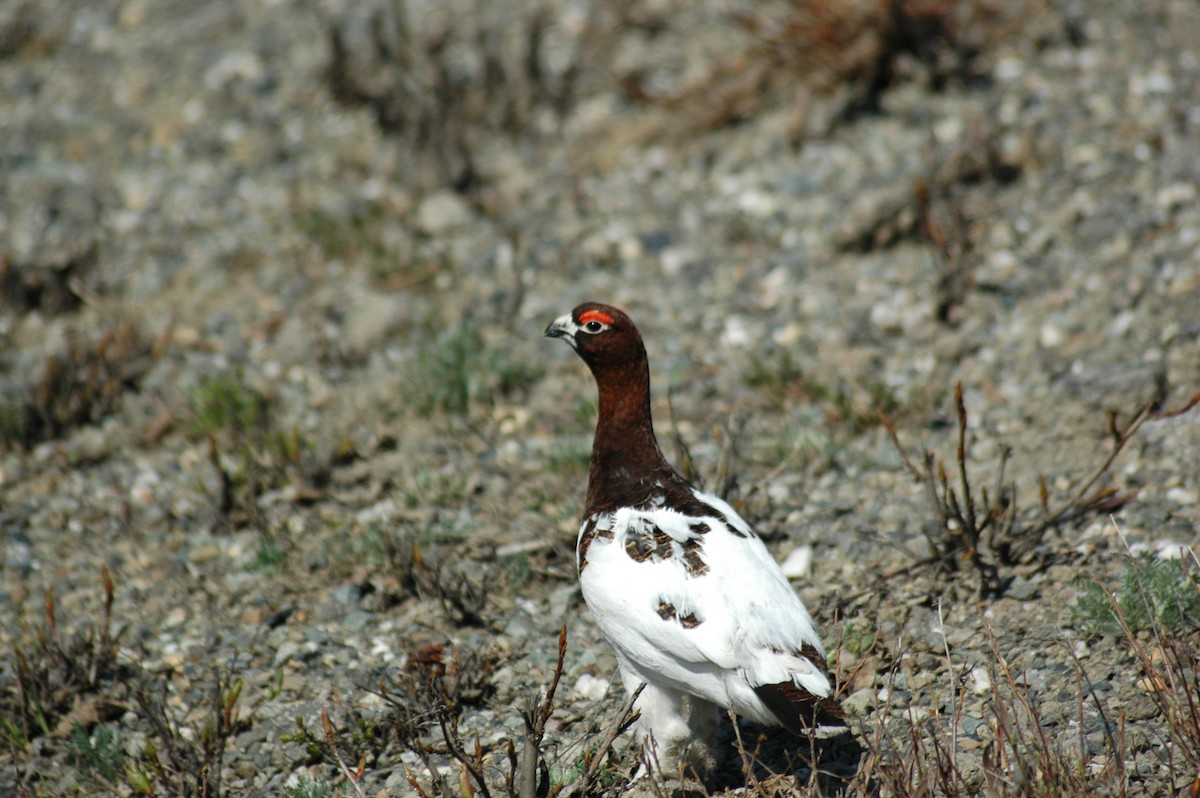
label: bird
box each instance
[544,301,847,774]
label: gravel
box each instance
[2,0,1199,795]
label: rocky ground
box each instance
[2,0,1199,796]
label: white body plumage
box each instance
[577,485,835,763]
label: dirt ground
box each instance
[2,0,1199,795]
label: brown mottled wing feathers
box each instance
[753,681,848,734]
[753,644,847,734]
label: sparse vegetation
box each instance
[388,626,640,798]
[0,244,95,317]
[295,202,392,265]
[0,0,58,59]
[129,666,247,798]
[860,635,1098,796]
[188,373,327,528]
[247,538,288,573]
[2,567,125,756]
[1114,613,1200,788]
[2,570,252,797]
[283,709,385,786]
[833,117,1026,326]
[880,384,1200,597]
[846,555,1200,798]
[747,349,902,433]
[409,319,543,416]
[67,723,124,785]
[285,776,348,798]
[324,0,627,194]
[285,640,505,798]
[840,619,878,658]
[0,319,152,450]
[295,201,444,290]
[1076,552,1200,637]
[188,373,269,441]
[545,439,591,474]
[375,527,492,626]
[731,0,1038,116]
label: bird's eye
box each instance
[576,309,614,334]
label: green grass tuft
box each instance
[409,319,544,416]
[67,723,124,783]
[1076,553,1200,637]
[186,372,322,529]
[247,539,287,574]
[841,619,878,657]
[546,439,591,474]
[285,775,346,798]
[188,374,268,440]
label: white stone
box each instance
[933,115,963,145]
[573,673,609,701]
[1156,182,1196,211]
[1109,310,1136,336]
[344,291,400,353]
[1154,540,1191,560]
[905,706,931,724]
[130,469,161,507]
[843,688,875,717]
[1166,487,1198,505]
[1039,322,1064,348]
[780,544,813,579]
[738,189,778,218]
[969,666,992,695]
[1143,69,1175,94]
[720,315,751,348]
[415,190,474,235]
[994,55,1023,81]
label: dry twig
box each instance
[516,624,567,798]
[881,385,1200,597]
[323,707,369,798]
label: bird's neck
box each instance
[585,358,674,514]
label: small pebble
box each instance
[1153,540,1190,560]
[842,688,875,717]
[1165,487,1197,505]
[573,673,609,701]
[969,667,992,696]
[130,470,161,507]
[780,545,813,579]
[415,190,473,235]
[1039,322,1065,348]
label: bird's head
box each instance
[544,302,645,372]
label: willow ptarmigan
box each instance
[545,301,847,772]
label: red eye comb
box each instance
[579,309,614,326]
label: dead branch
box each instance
[881,386,1200,598]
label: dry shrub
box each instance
[619,0,1049,145]
[1,319,153,450]
[731,0,1040,112]
[3,568,126,753]
[324,0,628,194]
[0,244,96,316]
[883,387,1200,598]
